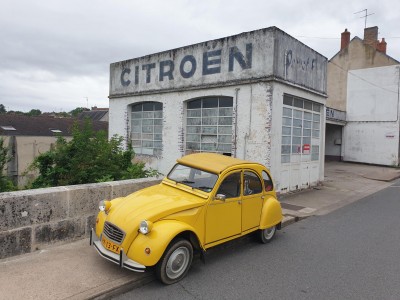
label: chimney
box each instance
[376,38,387,54]
[341,29,350,50]
[363,26,378,48]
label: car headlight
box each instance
[139,220,153,235]
[99,200,111,213]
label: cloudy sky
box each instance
[1,0,399,113]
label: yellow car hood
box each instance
[105,183,205,230]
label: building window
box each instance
[131,102,163,156]
[282,95,321,163]
[186,97,233,155]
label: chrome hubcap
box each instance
[166,247,190,279]
[264,226,276,240]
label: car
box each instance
[90,153,283,284]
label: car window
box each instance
[262,170,273,192]
[243,171,262,195]
[216,172,241,198]
[167,164,218,193]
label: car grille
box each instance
[103,222,125,244]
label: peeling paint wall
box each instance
[109,26,327,192]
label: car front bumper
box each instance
[90,228,146,272]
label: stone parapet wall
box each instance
[0,178,161,259]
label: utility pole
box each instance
[354,9,374,28]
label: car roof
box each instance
[177,153,261,174]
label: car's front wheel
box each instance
[156,238,193,285]
[259,225,276,244]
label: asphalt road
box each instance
[113,179,400,300]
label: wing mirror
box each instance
[215,194,226,201]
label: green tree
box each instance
[0,104,6,114]
[0,138,16,192]
[27,109,42,116]
[69,107,89,117]
[28,120,157,188]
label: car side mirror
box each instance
[215,194,226,201]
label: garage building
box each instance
[108,26,327,192]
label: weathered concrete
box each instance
[0,178,161,259]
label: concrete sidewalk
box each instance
[1,162,399,300]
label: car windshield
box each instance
[167,164,218,193]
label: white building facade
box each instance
[344,65,400,166]
[109,27,327,192]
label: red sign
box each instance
[303,144,310,154]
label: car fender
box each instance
[259,195,283,229]
[126,220,199,267]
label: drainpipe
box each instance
[244,84,253,160]
[233,88,240,158]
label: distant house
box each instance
[77,107,109,122]
[0,115,108,187]
[325,26,399,164]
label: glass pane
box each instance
[244,171,262,195]
[142,126,153,133]
[303,129,311,137]
[154,102,163,110]
[187,126,201,134]
[304,112,312,120]
[132,112,142,119]
[187,118,201,125]
[283,107,292,117]
[202,127,217,134]
[313,122,320,129]
[282,136,291,144]
[142,119,153,126]
[132,126,141,133]
[154,134,162,141]
[313,114,320,121]
[132,104,142,112]
[202,108,218,117]
[188,99,201,109]
[293,119,302,127]
[313,103,321,112]
[312,130,320,138]
[154,110,163,118]
[132,140,141,147]
[203,98,218,108]
[143,102,155,111]
[187,142,200,150]
[292,145,301,154]
[202,143,216,151]
[303,137,311,144]
[293,110,302,118]
[293,128,301,136]
[154,141,162,149]
[218,135,231,143]
[154,126,162,133]
[282,126,291,135]
[303,120,312,129]
[143,111,154,118]
[154,119,163,126]
[292,137,301,144]
[187,134,200,142]
[203,117,218,125]
[142,133,153,140]
[304,101,312,111]
[217,144,232,152]
[281,145,291,154]
[187,109,201,117]
[294,99,303,108]
[142,141,153,148]
[283,95,293,106]
[218,126,232,134]
[219,97,233,107]
[282,117,292,126]
[219,107,233,116]
[218,117,232,125]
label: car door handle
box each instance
[238,200,242,204]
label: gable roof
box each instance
[0,115,108,136]
[77,110,109,121]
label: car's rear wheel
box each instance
[156,238,193,285]
[259,225,276,244]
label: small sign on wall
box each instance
[303,144,310,154]
[385,132,396,139]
